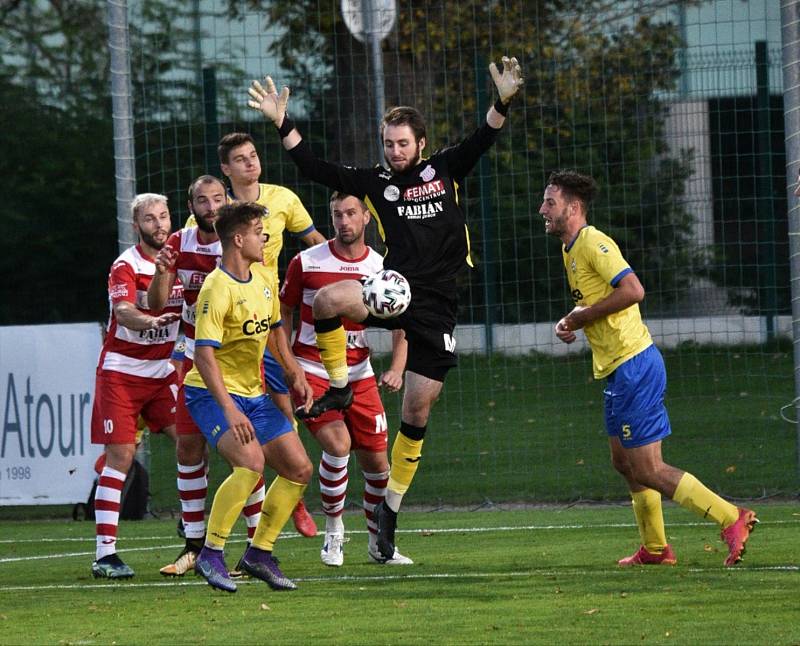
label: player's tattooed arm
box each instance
[114,301,179,331]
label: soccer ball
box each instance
[361,269,411,319]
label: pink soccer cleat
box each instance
[721,507,758,566]
[618,544,677,567]
[292,499,318,538]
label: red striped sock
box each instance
[320,452,349,519]
[242,476,265,541]
[95,465,126,560]
[362,469,389,537]
[177,462,207,539]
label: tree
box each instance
[0,70,116,324]
[0,0,244,324]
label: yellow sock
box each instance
[387,433,424,496]
[251,476,307,551]
[316,325,348,388]
[631,489,668,553]
[206,466,261,549]
[672,472,739,528]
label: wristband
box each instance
[276,114,295,139]
[493,98,510,116]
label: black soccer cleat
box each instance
[373,500,397,561]
[92,553,135,579]
[295,385,354,419]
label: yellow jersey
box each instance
[185,183,314,286]
[184,265,281,397]
[562,226,652,379]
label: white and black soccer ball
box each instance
[361,269,411,319]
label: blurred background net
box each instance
[0,0,794,508]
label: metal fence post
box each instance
[780,1,800,478]
[106,0,137,253]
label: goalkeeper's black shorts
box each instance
[364,282,458,383]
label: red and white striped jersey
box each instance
[165,227,221,359]
[280,241,383,382]
[98,245,183,379]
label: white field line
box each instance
[0,518,797,565]
[0,565,798,593]
[1,518,798,545]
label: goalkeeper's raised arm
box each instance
[487,55,524,128]
[247,77,301,150]
[247,55,523,151]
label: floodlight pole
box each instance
[780,0,800,477]
[107,0,152,494]
[106,0,137,254]
[362,1,387,162]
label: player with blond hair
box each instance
[90,193,182,578]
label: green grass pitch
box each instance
[1,504,798,644]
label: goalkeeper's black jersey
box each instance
[287,122,501,289]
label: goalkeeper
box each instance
[541,169,757,567]
[247,55,523,562]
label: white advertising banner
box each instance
[0,323,103,505]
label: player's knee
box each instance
[176,435,206,464]
[105,443,136,474]
[312,284,339,318]
[402,392,438,425]
[628,463,661,490]
[326,436,351,457]
[290,456,313,484]
[234,448,264,474]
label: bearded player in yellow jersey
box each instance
[541,170,757,567]
[184,202,314,592]
[187,132,324,537]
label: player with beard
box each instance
[541,169,757,567]
[90,193,183,578]
[280,192,411,566]
[247,55,524,561]
[148,175,267,576]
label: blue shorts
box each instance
[184,385,293,448]
[263,346,289,395]
[604,344,672,448]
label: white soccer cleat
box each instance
[320,532,346,567]
[368,546,413,565]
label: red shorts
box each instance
[176,357,202,436]
[296,374,388,452]
[91,368,178,445]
